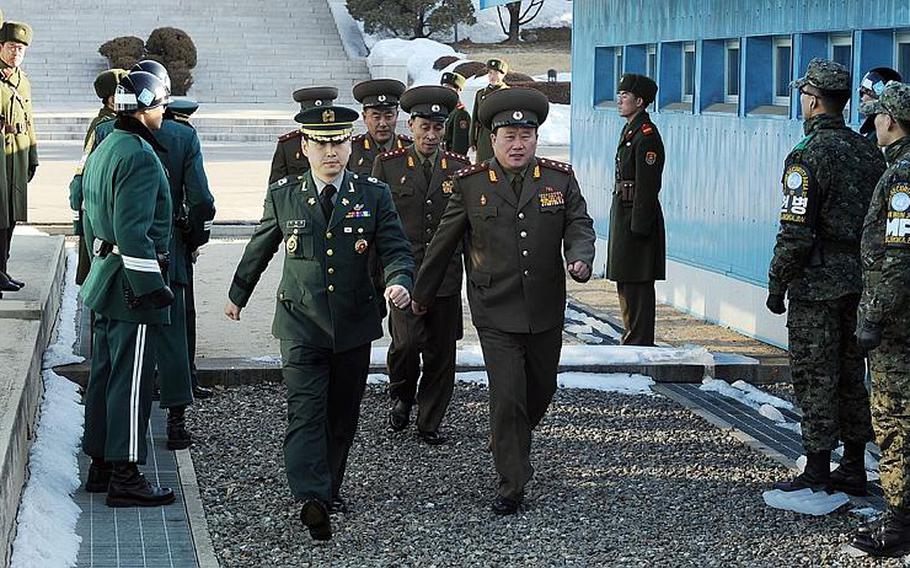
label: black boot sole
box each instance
[106,492,176,508]
[850,539,910,558]
[300,501,332,541]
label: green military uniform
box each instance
[349,79,409,176]
[348,132,412,176]
[228,105,414,506]
[857,83,910,526]
[372,85,470,437]
[70,69,128,285]
[607,74,664,346]
[767,60,883,487]
[441,72,471,155]
[269,86,338,184]
[413,88,595,506]
[0,22,37,286]
[81,115,173,465]
[152,100,216,413]
[470,58,510,163]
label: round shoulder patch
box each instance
[890,184,910,213]
[784,164,809,192]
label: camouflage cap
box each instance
[791,58,850,92]
[860,81,910,121]
[0,21,32,46]
[93,68,128,100]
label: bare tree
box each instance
[497,0,545,43]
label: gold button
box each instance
[326,232,333,239]
[328,267,335,274]
[328,285,335,292]
[327,249,334,256]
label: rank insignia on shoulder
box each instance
[539,158,572,173]
[455,163,488,179]
[641,123,654,135]
[645,151,657,165]
[278,177,288,186]
[488,169,498,183]
[442,180,454,194]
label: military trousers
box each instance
[281,340,370,502]
[477,325,562,500]
[152,283,193,409]
[0,220,14,276]
[387,294,462,433]
[787,295,873,452]
[186,260,199,388]
[83,315,158,464]
[616,281,656,346]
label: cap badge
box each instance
[315,100,323,106]
[431,104,441,112]
[378,95,387,102]
[513,111,524,120]
[322,109,335,123]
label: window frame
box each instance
[724,39,741,104]
[646,44,657,79]
[895,31,910,84]
[772,36,793,107]
[614,47,624,95]
[682,41,696,104]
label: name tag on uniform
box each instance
[286,219,307,229]
[539,187,565,208]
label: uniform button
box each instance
[520,231,528,238]
[426,199,433,205]
[327,249,334,256]
[328,267,335,275]
[523,269,529,276]
[425,241,431,246]
[328,285,335,292]
[522,250,529,257]
[425,228,432,233]
[425,214,432,220]
[326,232,332,239]
[518,212,525,219]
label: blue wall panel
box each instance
[572,0,910,287]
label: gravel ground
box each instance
[189,381,900,567]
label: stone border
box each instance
[175,448,220,568]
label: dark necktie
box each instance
[321,184,336,222]
[512,174,524,197]
[422,159,433,184]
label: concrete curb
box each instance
[0,236,65,567]
[175,448,221,568]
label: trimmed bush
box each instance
[453,60,487,79]
[98,27,198,96]
[433,55,460,70]
[504,71,534,83]
[146,27,198,68]
[98,36,144,71]
[511,81,570,104]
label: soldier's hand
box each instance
[765,293,786,315]
[191,249,200,263]
[28,164,37,182]
[385,285,411,310]
[567,261,591,282]
[225,301,242,321]
[411,301,428,316]
[856,320,883,351]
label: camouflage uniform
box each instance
[858,84,910,512]
[768,60,884,454]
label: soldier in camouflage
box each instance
[850,81,910,558]
[858,67,901,143]
[766,58,884,496]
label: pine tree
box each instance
[347,0,476,39]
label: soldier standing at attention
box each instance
[850,81,910,558]
[608,73,664,346]
[372,85,471,444]
[469,58,509,163]
[153,93,217,449]
[0,21,37,297]
[858,67,901,143]
[349,79,409,176]
[441,71,471,155]
[766,58,884,495]
[70,69,128,286]
[269,86,338,184]
[80,70,176,507]
[411,88,595,515]
[225,105,414,541]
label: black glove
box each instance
[765,293,786,315]
[27,164,37,182]
[856,320,883,351]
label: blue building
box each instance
[571,0,910,346]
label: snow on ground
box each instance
[762,488,849,516]
[369,371,655,395]
[11,247,84,568]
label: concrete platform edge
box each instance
[175,448,220,568]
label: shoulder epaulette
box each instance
[278,129,302,142]
[444,150,471,165]
[354,174,387,188]
[538,157,572,173]
[379,147,408,161]
[352,133,366,142]
[398,134,413,143]
[268,174,304,191]
[454,162,489,179]
[640,123,655,136]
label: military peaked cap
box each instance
[353,79,406,109]
[94,68,128,100]
[618,74,658,105]
[297,105,358,142]
[0,21,32,46]
[477,87,549,131]
[441,71,466,90]
[791,58,851,92]
[400,85,459,122]
[293,86,339,123]
[167,96,200,117]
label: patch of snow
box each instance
[11,247,83,568]
[762,488,849,516]
[700,378,792,412]
[538,103,570,146]
[12,225,50,236]
[850,507,881,519]
[368,38,464,86]
[729,380,794,411]
[557,373,655,396]
[758,404,785,423]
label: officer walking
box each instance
[850,81,910,558]
[411,88,595,515]
[441,72,471,155]
[70,69,128,285]
[858,67,902,143]
[225,105,414,540]
[349,79,409,176]
[371,85,471,444]
[608,74,665,346]
[80,69,176,507]
[153,91,216,449]
[469,58,509,163]
[269,86,338,184]
[0,21,37,297]
[766,59,884,495]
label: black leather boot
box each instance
[300,499,332,540]
[84,457,112,493]
[167,405,192,450]
[773,450,830,491]
[852,507,910,557]
[105,462,175,507]
[827,442,867,496]
[388,399,411,431]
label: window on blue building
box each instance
[830,34,852,70]
[896,33,910,82]
[726,40,741,102]
[773,37,792,106]
[683,42,696,103]
[593,46,621,106]
[615,48,624,93]
[647,44,657,78]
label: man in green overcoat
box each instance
[469,58,509,163]
[441,72,471,155]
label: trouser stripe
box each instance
[129,324,147,462]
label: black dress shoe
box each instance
[106,463,176,507]
[85,458,112,493]
[328,495,348,514]
[300,499,332,541]
[7,276,24,289]
[0,273,21,292]
[417,430,447,445]
[388,399,411,431]
[491,495,522,516]
[192,385,214,399]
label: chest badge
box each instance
[286,234,298,254]
[307,197,317,206]
[480,194,487,206]
[358,157,365,166]
[354,203,364,211]
[341,197,350,206]
[400,175,407,184]
[442,180,454,195]
[645,151,657,165]
[355,238,369,254]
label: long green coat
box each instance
[228,170,414,352]
[0,61,38,228]
[443,103,471,155]
[607,111,666,283]
[469,83,508,163]
[81,118,172,325]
